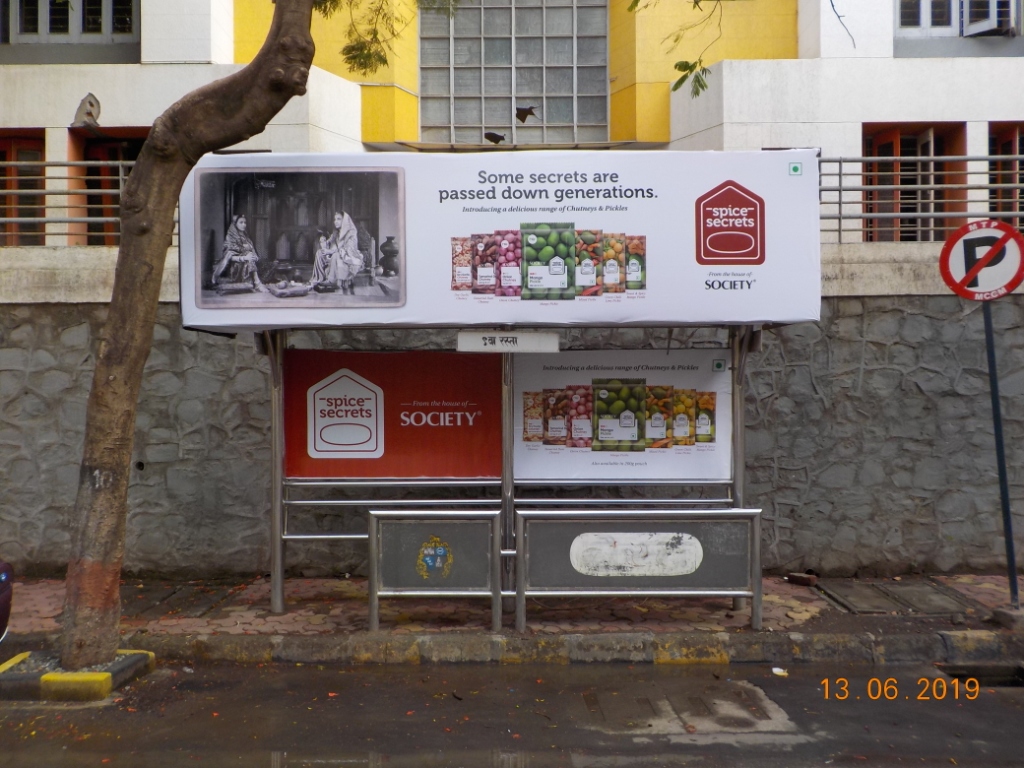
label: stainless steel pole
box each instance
[368,514,379,630]
[269,330,286,614]
[502,352,515,614]
[732,327,749,613]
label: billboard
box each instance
[179,150,820,331]
[513,350,733,483]
[283,351,503,479]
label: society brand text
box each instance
[401,410,483,427]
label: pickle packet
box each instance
[673,389,696,446]
[601,233,626,294]
[451,236,472,291]
[543,388,570,446]
[575,229,602,297]
[471,233,497,295]
[695,391,717,443]
[565,384,593,448]
[521,222,576,301]
[645,385,673,448]
[523,392,545,442]
[591,378,646,451]
[625,235,646,290]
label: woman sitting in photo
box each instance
[212,214,267,293]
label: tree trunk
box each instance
[60,0,317,670]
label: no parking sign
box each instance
[939,220,1024,301]
[938,218,1024,610]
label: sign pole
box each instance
[940,219,1024,611]
[982,301,1020,609]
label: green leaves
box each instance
[342,39,390,75]
[671,60,711,99]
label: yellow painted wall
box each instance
[610,0,797,143]
[234,0,419,142]
[234,0,796,146]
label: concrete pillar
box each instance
[43,128,69,246]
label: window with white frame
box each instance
[419,0,609,146]
[896,0,1019,36]
[2,0,138,45]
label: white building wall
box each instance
[141,0,221,64]
[671,57,1024,154]
[0,65,362,154]
[799,0,893,59]
[210,0,236,65]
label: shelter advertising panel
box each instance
[180,150,820,331]
[283,350,503,479]
[513,350,733,483]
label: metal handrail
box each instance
[2,155,1022,248]
[819,154,1023,243]
[0,158,180,247]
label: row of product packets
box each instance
[451,223,647,300]
[522,381,716,452]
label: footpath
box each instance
[3,574,1022,666]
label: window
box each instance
[0,135,44,247]
[3,0,137,44]
[82,136,145,246]
[896,0,1018,36]
[863,124,967,243]
[990,125,1024,232]
[420,0,608,146]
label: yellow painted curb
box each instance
[40,671,113,701]
[0,652,30,674]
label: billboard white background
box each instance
[513,350,733,483]
[180,150,820,331]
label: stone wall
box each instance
[1,298,1022,577]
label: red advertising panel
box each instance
[284,350,502,479]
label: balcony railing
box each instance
[0,159,179,248]
[820,154,1024,244]
[2,156,1022,248]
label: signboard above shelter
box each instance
[179,150,820,331]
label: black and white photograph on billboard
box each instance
[194,168,405,309]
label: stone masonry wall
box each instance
[0,297,1022,577]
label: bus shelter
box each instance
[179,149,821,632]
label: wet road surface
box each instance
[1,661,1022,766]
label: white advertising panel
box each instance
[179,150,820,331]
[513,350,733,483]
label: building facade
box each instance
[0,0,1022,577]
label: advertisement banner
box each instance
[513,350,733,483]
[283,351,502,479]
[179,150,820,331]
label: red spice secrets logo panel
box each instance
[695,181,765,266]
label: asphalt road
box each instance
[0,661,1022,767]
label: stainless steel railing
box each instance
[0,159,179,247]
[819,154,1024,244]
[2,156,1022,248]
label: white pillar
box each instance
[44,128,69,246]
[966,121,990,220]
